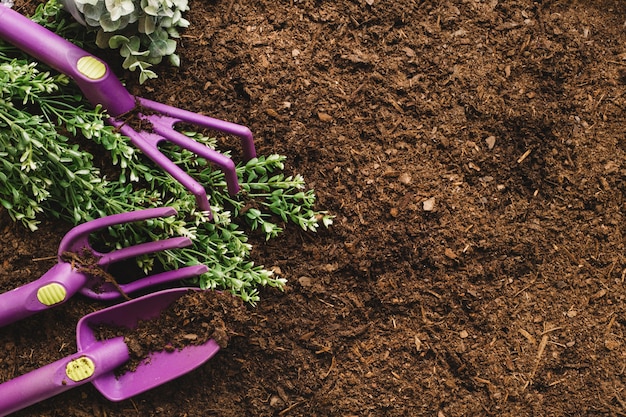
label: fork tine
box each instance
[150,117,240,195]
[110,122,214,215]
[79,264,209,301]
[111,115,241,216]
[138,97,256,161]
[58,207,178,256]
[95,237,192,265]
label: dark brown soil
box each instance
[1,0,626,416]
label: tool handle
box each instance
[0,5,135,116]
[0,337,129,416]
[0,263,86,327]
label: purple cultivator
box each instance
[0,4,257,216]
[0,207,207,327]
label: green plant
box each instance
[67,0,189,83]
[0,1,332,303]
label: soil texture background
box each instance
[1,0,626,416]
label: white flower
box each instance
[104,0,134,21]
[0,0,14,8]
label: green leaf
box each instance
[138,15,156,34]
[169,53,180,67]
[99,13,122,31]
[138,68,157,84]
[0,198,12,210]
[108,34,130,49]
[149,38,176,58]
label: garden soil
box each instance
[1,0,626,415]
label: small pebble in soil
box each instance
[423,197,436,212]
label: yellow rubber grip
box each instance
[66,356,96,382]
[36,283,67,306]
[76,56,107,80]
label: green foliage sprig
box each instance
[0,1,332,303]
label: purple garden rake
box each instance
[0,5,257,217]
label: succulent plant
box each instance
[64,0,189,83]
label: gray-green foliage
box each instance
[0,1,332,303]
[68,0,189,83]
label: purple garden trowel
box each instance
[0,287,221,416]
[0,5,257,218]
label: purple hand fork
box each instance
[0,288,221,416]
[0,5,257,216]
[0,207,208,327]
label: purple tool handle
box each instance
[0,337,129,416]
[0,5,135,116]
[0,263,86,328]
